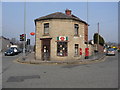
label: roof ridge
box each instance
[35,11,87,25]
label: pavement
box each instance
[16,52,106,65]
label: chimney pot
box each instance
[65,9,72,16]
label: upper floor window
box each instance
[44,23,49,35]
[74,24,79,36]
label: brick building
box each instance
[34,9,88,61]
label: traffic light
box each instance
[27,39,30,45]
[20,35,23,41]
[20,34,26,41]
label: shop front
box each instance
[35,9,88,61]
[56,36,68,57]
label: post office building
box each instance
[34,9,88,61]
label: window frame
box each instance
[57,41,68,57]
[74,24,79,36]
[44,23,49,35]
[74,44,79,56]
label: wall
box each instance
[84,24,88,42]
[88,44,95,56]
[35,19,87,60]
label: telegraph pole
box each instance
[97,22,99,52]
[87,0,88,48]
[87,0,88,25]
[85,0,89,59]
[23,1,26,60]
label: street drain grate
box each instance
[7,75,40,82]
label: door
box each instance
[41,38,51,60]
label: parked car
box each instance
[11,47,22,53]
[106,48,115,56]
[4,47,21,56]
[4,49,16,56]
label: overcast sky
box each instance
[2,2,118,45]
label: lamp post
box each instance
[23,1,26,60]
[97,22,99,52]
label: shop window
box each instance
[57,42,68,56]
[44,23,49,35]
[74,24,79,36]
[75,44,79,56]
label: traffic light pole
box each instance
[23,1,26,60]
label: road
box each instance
[2,53,118,88]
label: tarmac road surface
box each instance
[2,53,118,88]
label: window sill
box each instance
[74,35,79,37]
[57,53,68,57]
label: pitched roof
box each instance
[0,36,10,40]
[35,12,87,25]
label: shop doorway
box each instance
[41,38,51,60]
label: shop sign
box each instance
[57,36,68,41]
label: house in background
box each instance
[0,36,12,52]
[34,9,89,61]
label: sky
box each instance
[2,2,118,45]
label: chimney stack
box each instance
[65,9,72,16]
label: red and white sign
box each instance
[57,36,68,41]
[59,36,66,41]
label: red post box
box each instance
[85,48,89,56]
[85,48,89,59]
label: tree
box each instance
[93,33,105,46]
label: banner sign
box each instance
[57,36,68,41]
